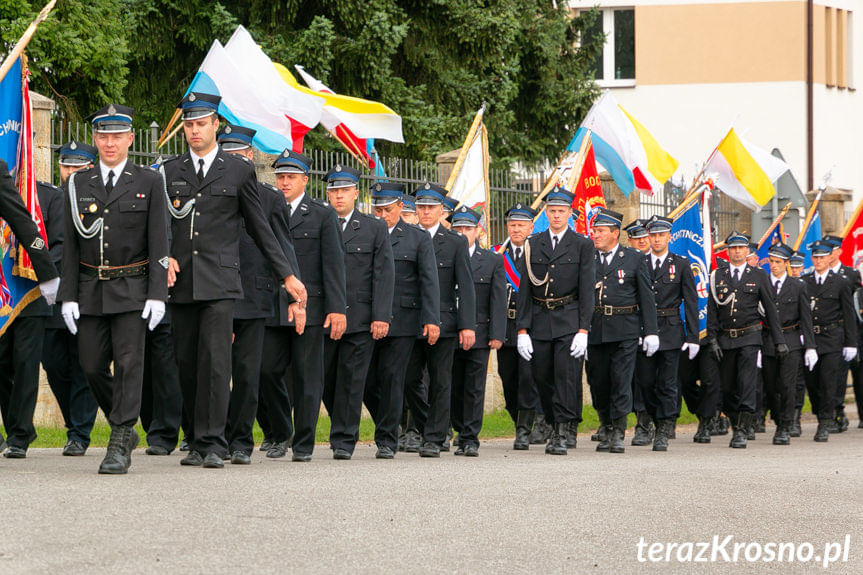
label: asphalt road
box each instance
[2,422,862,574]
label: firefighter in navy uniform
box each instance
[497,204,543,450]
[803,240,857,441]
[404,183,476,458]
[449,207,506,456]
[322,167,394,460]
[163,94,305,469]
[705,231,786,449]
[587,208,658,454]
[258,150,345,463]
[516,186,595,455]
[363,184,439,459]
[40,142,99,457]
[58,104,169,474]
[822,234,861,432]
[623,219,655,446]
[761,243,817,445]
[636,215,699,451]
[787,250,807,436]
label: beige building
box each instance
[570,0,862,213]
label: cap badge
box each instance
[189,93,196,102]
[107,104,116,115]
[70,141,77,150]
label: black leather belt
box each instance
[80,260,149,280]
[507,308,517,320]
[656,307,678,317]
[533,294,576,310]
[781,323,800,333]
[721,324,761,338]
[813,320,843,335]
[594,304,639,316]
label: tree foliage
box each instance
[1,0,602,166]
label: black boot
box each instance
[653,419,671,451]
[99,425,139,475]
[729,413,749,448]
[668,420,677,439]
[773,420,790,445]
[631,412,654,446]
[595,420,612,452]
[545,422,568,455]
[529,413,551,444]
[713,413,730,435]
[513,410,535,451]
[609,417,626,453]
[565,420,578,448]
[693,415,712,444]
[592,415,608,443]
[755,410,766,433]
[814,418,830,442]
[789,408,802,438]
[836,407,849,433]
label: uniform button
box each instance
[104,208,109,214]
[103,242,109,248]
[550,278,554,282]
[194,232,199,236]
[104,225,109,231]
[193,250,198,255]
[550,264,555,269]
[197,193,202,198]
[104,259,110,264]
[195,211,201,216]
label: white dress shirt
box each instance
[100,159,127,187]
[189,145,219,179]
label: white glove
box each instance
[61,301,79,335]
[39,277,60,305]
[141,299,166,331]
[843,347,858,362]
[643,335,660,357]
[756,350,762,368]
[517,333,533,361]
[570,332,588,358]
[681,342,700,360]
[804,348,818,371]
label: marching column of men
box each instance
[8,99,863,470]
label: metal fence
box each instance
[640,180,742,242]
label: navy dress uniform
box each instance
[163,94,298,467]
[258,150,346,462]
[216,125,299,464]
[497,204,541,450]
[586,208,658,454]
[624,218,654,446]
[760,243,816,445]
[40,146,100,456]
[515,187,595,455]
[363,184,440,459]
[803,240,857,441]
[705,231,785,448]
[322,168,394,459]
[404,183,476,457]
[57,105,169,474]
[449,207,506,456]
[635,215,699,451]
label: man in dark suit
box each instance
[803,240,857,441]
[404,183,475,458]
[364,185,439,459]
[496,204,543,450]
[635,215,699,451]
[516,186,595,455]
[217,125,299,464]
[322,167,394,460]
[761,243,817,445]
[586,208,658,454]
[449,207,505,456]
[57,104,169,474]
[258,150,346,462]
[40,142,99,457]
[163,94,305,469]
[706,231,786,449]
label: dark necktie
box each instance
[775,280,780,295]
[339,217,346,231]
[515,247,522,261]
[105,170,114,195]
[552,235,558,251]
[655,258,661,272]
[733,268,740,285]
[196,159,205,182]
[601,251,611,271]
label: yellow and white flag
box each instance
[704,128,789,211]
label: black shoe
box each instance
[440,435,451,453]
[419,441,440,458]
[145,445,170,456]
[773,421,790,445]
[333,448,352,460]
[825,418,839,433]
[260,438,273,452]
[545,423,568,455]
[292,452,312,462]
[693,416,712,444]
[669,422,677,439]
[712,414,730,436]
[595,425,612,452]
[529,414,551,444]
[631,412,654,446]
[464,443,479,457]
[231,451,251,465]
[375,446,395,459]
[266,441,288,458]
[179,438,190,452]
[98,425,137,474]
[729,414,750,448]
[790,409,803,437]
[836,409,849,433]
[63,440,87,456]
[202,452,224,468]
[609,417,626,454]
[653,419,671,452]
[591,424,607,443]
[513,409,534,450]
[814,419,830,442]
[454,444,466,456]
[565,420,578,449]
[404,429,422,453]
[3,446,26,459]
[397,428,406,452]
[180,450,204,466]
[755,411,766,433]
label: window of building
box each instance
[826,7,854,90]
[581,8,636,88]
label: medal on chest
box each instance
[618,270,625,284]
[669,263,675,280]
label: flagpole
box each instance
[530,130,592,214]
[329,127,369,169]
[445,104,486,192]
[0,0,56,85]
[157,109,182,148]
[479,124,492,249]
[756,202,791,249]
[158,121,185,149]
[792,189,823,251]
